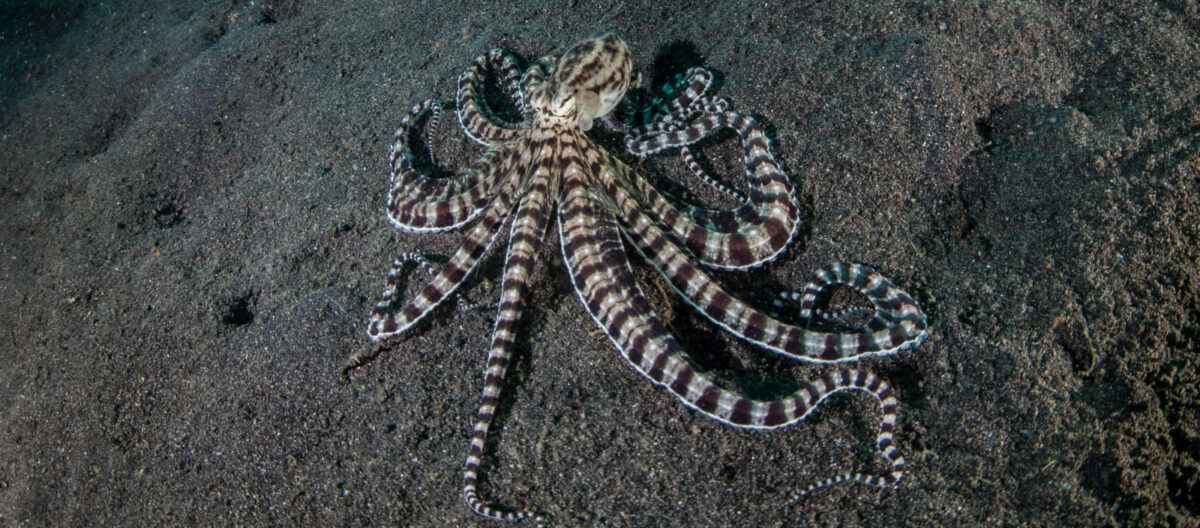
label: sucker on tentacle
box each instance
[366,31,928,526]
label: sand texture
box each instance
[1,1,1198,526]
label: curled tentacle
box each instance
[519,55,556,115]
[679,142,746,203]
[622,67,726,137]
[386,100,519,232]
[605,171,927,363]
[559,171,905,495]
[599,109,800,270]
[626,70,740,200]
[367,164,521,341]
[457,49,528,145]
[617,68,799,269]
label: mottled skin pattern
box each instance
[366,33,928,526]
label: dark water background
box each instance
[1,1,1197,526]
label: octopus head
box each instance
[535,32,632,131]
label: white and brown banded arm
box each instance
[387,100,483,204]
[457,49,527,145]
[557,173,905,491]
[613,109,800,270]
[616,68,800,270]
[609,175,927,363]
[461,170,556,528]
[519,55,556,116]
[367,168,521,341]
[386,100,521,232]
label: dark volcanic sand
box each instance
[2,1,1198,526]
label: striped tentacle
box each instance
[679,140,746,203]
[557,173,904,491]
[616,102,799,270]
[630,71,744,203]
[495,51,525,118]
[659,94,746,206]
[367,166,522,341]
[386,100,518,232]
[462,163,557,528]
[608,175,927,362]
[518,56,556,117]
[389,101,492,204]
[420,100,444,167]
[622,67,724,137]
[623,68,748,227]
[387,101,470,203]
[458,49,528,145]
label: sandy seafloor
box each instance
[1,1,1198,526]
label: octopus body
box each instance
[367,32,928,526]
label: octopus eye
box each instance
[551,86,577,116]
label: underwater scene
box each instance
[1,1,1197,526]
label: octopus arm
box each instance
[614,107,800,269]
[387,139,521,233]
[461,172,555,527]
[609,174,927,363]
[558,173,905,490]
[367,167,521,340]
[456,50,528,145]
